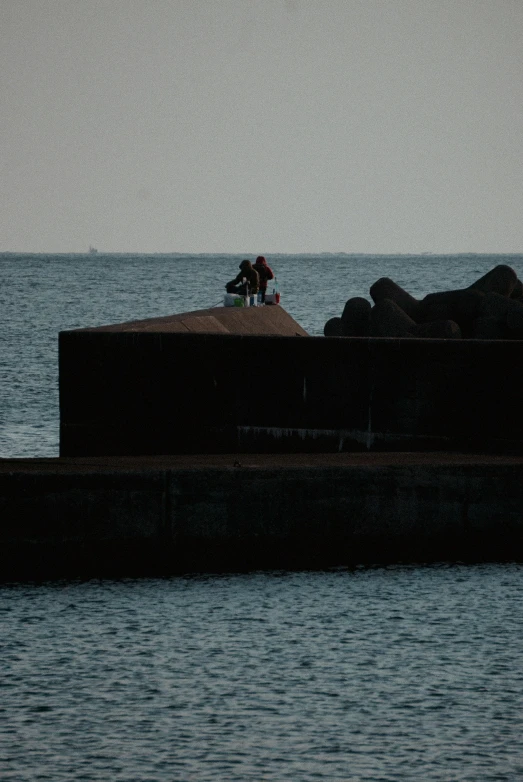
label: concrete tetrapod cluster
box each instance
[324,264,523,339]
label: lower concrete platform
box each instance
[1,452,523,580]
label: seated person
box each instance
[253,256,274,302]
[225,259,260,296]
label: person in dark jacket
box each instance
[225,260,260,296]
[253,256,274,303]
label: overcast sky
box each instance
[1,0,522,253]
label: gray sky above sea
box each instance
[2,0,522,255]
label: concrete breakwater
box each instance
[60,305,523,456]
[4,300,523,581]
[1,453,523,580]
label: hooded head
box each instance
[239,259,252,270]
[255,256,267,265]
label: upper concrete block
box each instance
[59,306,523,457]
[74,306,309,337]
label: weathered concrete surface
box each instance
[60,322,523,456]
[80,304,309,336]
[370,277,421,321]
[341,297,371,336]
[2,453,523,580]
[324,317,343,336]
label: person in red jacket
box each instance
[253,256,274,303]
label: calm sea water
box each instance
[2,253,523,781]
[2,566,523,781]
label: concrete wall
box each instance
[60,313,523,455]
[2,456,523,579]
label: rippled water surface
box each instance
[2,565,523,781]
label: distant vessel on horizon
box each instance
[89,246,98,254]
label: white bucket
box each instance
[224,293,244,307]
